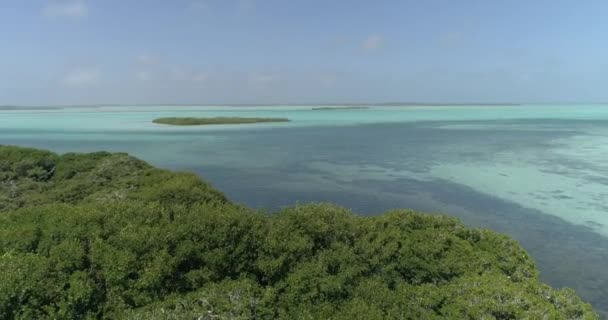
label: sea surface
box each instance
[1,104,608,314]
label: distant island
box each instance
[0,105,63,110]
[152,117,290,126]
[375,102,521,106]
[311,106,370,110]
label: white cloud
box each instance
[188,0,210,12]
[192,72,209,83]
[188,0,254,16]
[168,67,207,83]
[249,73,280,85]
[63,68,100,87]
[519,73,532,82]
[134,54,208,84]
[169,67,190,81]
[43,1,88,18]
[440,32,466,48]
[238,0,255,13]
[137,54,159,65]
[136,71,152,81]
[363,34,384,51]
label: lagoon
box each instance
[1,104,608,314]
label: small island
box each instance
[152,117,290,126]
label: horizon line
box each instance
[5,102,608,108]
[4,102,608,108]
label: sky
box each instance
[1,0,608,105]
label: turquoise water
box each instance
[2,104,608,313]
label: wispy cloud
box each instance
[43,1,88,19]
[192,72,209,83]
[188,0,210,12]
[440,31,466,48]
[136,71,152,81]
[249,73,280,85]
[63,68,100,87]
[237,0,255,14]
[136,54,159,65]
[187,0,254,16]
[134,54,209,84]
[169,67,190,81]
[363,34,384,51]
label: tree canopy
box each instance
[0,145,598,319]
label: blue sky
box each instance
[1,0,607,105]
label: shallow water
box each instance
[1,105,608,314]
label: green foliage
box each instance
[152,117,290,126]
[0,145,59,182]
[0,146,226,211]
[0,145,598,319]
